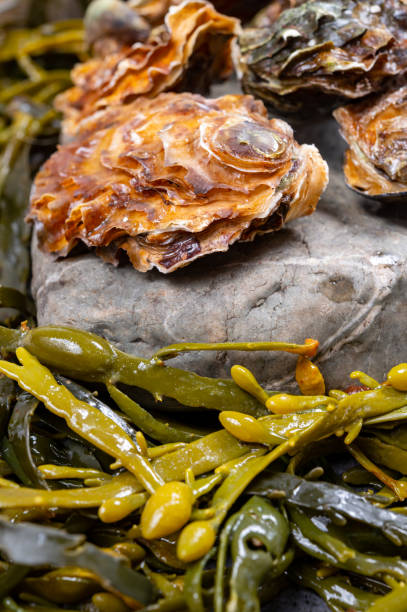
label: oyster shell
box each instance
[240,0,407,113]
[28,92,328,273]
[333,86,407,202]
[56,1,239,140]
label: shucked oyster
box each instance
[56,1,239,140]
[334,86,407,202]
[240,0,407,112]
[29,93,328,273]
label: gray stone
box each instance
[269,586,328,611]
[31,106,407,393]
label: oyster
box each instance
[240,0,407,112]
[56,1,239,140]
[333,86,407,202]
[28,93,328,273]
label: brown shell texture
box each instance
[334,86,407,198]
[29,92,328,273]
[56,1,240,140]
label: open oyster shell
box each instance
[28,93,328,273]
[56,1,239,140]
[239,0,407,113]
[333,86,407,203]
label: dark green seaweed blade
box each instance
[250,471,407,546]
[8,391,48,488]
[0,519,156,606]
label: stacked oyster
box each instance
[56,1,239,140]
[29,0,329,274]
[239,0,407,202]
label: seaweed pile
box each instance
[0,17,85,293]
[1,2,407,611]
[0,318,405,609]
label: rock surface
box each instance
[31,94,407,392]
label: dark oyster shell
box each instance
[28,92,328,273]
[239,0,407,113]
[333,86,407,203]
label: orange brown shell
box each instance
[334,86,407,199]
[57,1,240,141]
[29,92,328,273]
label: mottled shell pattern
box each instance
[29,93,328,273]
[56,1,240,140]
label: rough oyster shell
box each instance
[333,86,407,202]
[56,1,239,140]
[239,0,407,113]
[28,92,328,273]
